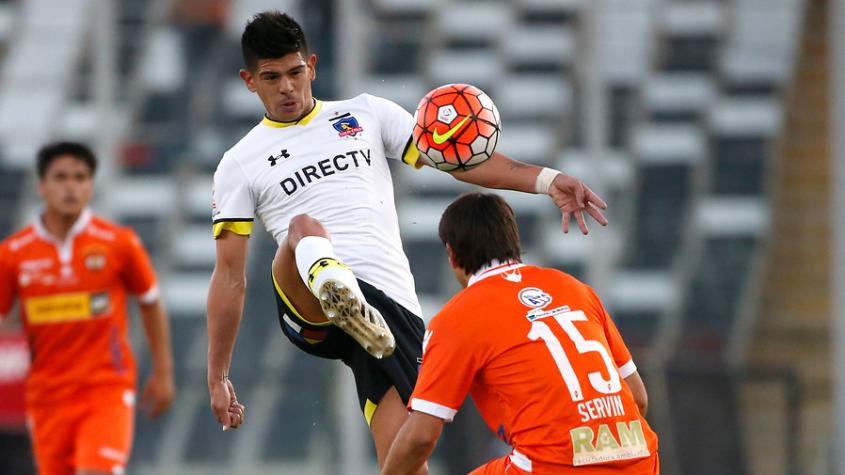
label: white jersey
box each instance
[212,94,423,317]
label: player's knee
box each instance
[288,214,328,244]
[289,213,317,230]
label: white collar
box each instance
[33,207,92,246]
[467,260,525,287]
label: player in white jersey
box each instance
[206,11,609,471]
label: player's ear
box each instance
[445,244,458,269]
[239,69,257,93]
[307,53,317,81]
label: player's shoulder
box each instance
[87,214,138,243]
[0,225,37,254]
[524,265,600,302]
[322,93,394,114]
[328,93,371,106]
[428,283,492,331]
[213,145,254,187]
[357,93,404,112]
[522,266,609,321]
[460,264,594,307]
[529,265,587,289]
[219,121,269,164]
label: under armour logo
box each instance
[268,149,291,166]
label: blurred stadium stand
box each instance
[0,0,834,474]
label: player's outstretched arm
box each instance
[447,152,608,234]
[382,411,443,475]
[207,231,249,430]
[138,300,175,418]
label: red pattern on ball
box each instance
[413,83,501,171]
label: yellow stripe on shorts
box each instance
[272,272,332,327]
[364,399,378,427]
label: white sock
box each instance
[294,236,363,299]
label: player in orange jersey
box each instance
[383,193,659,475]
[0,142,176,475]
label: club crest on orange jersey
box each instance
[83,244,109,271]
[85,254,106,271]
[330,113,364,137]
[518,287,552,309]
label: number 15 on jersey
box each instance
[527,310,622,402]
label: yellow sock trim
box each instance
[306,258,351,293]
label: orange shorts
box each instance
[470,453,660,474]
[28,387,135,475]
[469,455,528,475]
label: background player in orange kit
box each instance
[382,193,659,475]
[0,142,175,475]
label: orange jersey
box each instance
[411,263,659,474]
[0,209,159,407]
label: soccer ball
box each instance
[413,83,501,172]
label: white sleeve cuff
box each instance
[618,360,637,379]
[137,285,161,305]
[410,398,458,422]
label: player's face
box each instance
[240,51,317,122]
[38,156,94,218]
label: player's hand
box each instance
[140,369,175,418]
[548,174,608,234]
[209,377,245,431]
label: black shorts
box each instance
[272,273,425,424]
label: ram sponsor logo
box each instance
[570,420,650,466]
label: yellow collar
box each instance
[261,100,323,128]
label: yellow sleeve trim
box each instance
[212,220,253,238]
[364,398,378,427]
[401,138,423,169]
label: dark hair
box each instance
[438,192,522,275]
[37,141,97,178]
[241,11,308,70]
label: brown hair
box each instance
[241,11,309,71]
[37,141,97,178]
[438,192,521,275]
